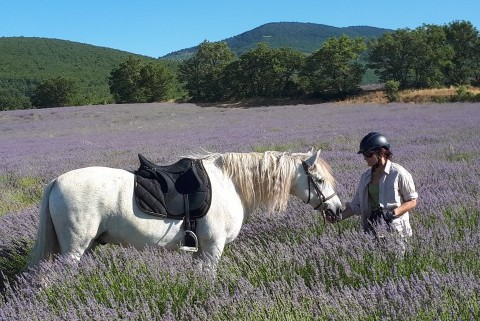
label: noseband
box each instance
[301,161,337,211]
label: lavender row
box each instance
[1,203,478,320]
[1,103,478,178]
[0,102,479,319]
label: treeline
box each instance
[0,37,156,111]
[111,20,480,104]
[2,20,479,110]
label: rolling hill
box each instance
[161,22,391,60]
[0,37,156,106]
[0,22,391,109]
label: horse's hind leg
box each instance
[49,205,101,262]
[56,228,99,262]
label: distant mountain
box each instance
[162,22,392,60]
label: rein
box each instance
[301,161,337,211]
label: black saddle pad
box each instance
[134,154,212,219]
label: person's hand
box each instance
[383,209,396,223]
[324,212,339,223]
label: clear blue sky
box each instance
[2,0,479,58]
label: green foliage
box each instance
[411,24,454,88]
[224,44,305,99]
[109,57,177,103]
[0,88,31,111]
[30,76,77,108]
[455,86,476,101]
[1,21,479,109]
[139,62,176,102]
[368,21,479,89]
[384,80,400,102]
[303,35,366,96]
[179,41,237,101]
[163,22,391,59]
[0,37,156,109]
[109,57,144,103]
[444,21,480,85]
[368,26,452,88]
[368,29,415,87]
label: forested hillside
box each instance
[0,23,389,110]
[162,22,391,59]
[1,21,478,110]
[0,37,155,107]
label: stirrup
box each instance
[178,230,198,252]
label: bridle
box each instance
[301,161,337,211]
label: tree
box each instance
[0,88,31,111]
[368,27,452,88]
[225,43,279,98]
[303,35,366,96]
[179,41,236,101]
[444,20,480,85]
[368,29,416,88]
[109,57,178,104]
[473,38,480,85]
[30,76,77,108]
[384,80,400,102]
[139,62,176,102]
[270,47,305,97]
[223,44,305,99]
[410,25,453,88]
[109,56,144,103]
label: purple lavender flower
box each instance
[1,102,479,319]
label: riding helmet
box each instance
[357,132,390,154]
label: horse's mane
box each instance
[210,151,334,213]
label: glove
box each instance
[325,211,339,223]
[383,209,396,224]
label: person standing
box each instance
[329,132,418,252]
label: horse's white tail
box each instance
[28,179,60,268]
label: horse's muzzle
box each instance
[324,207,342,221]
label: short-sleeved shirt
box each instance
[346,160,418,237]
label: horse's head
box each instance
[292,149,343,219]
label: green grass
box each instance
[0,174,44,217]
[250,139,336,153]
[446,151,479,162]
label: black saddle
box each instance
[134,154,212,220]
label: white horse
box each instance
[28,149,342,269]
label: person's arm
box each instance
[326,185,361,223]
[384,168,418,221]
[396,168,418,217]
[393,198,417,217]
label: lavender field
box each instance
[1,102,479,320]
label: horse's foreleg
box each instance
[194,239,226,273]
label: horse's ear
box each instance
[305,149,321,167]
[307,147,315,155]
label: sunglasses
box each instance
[362,151,375,158]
